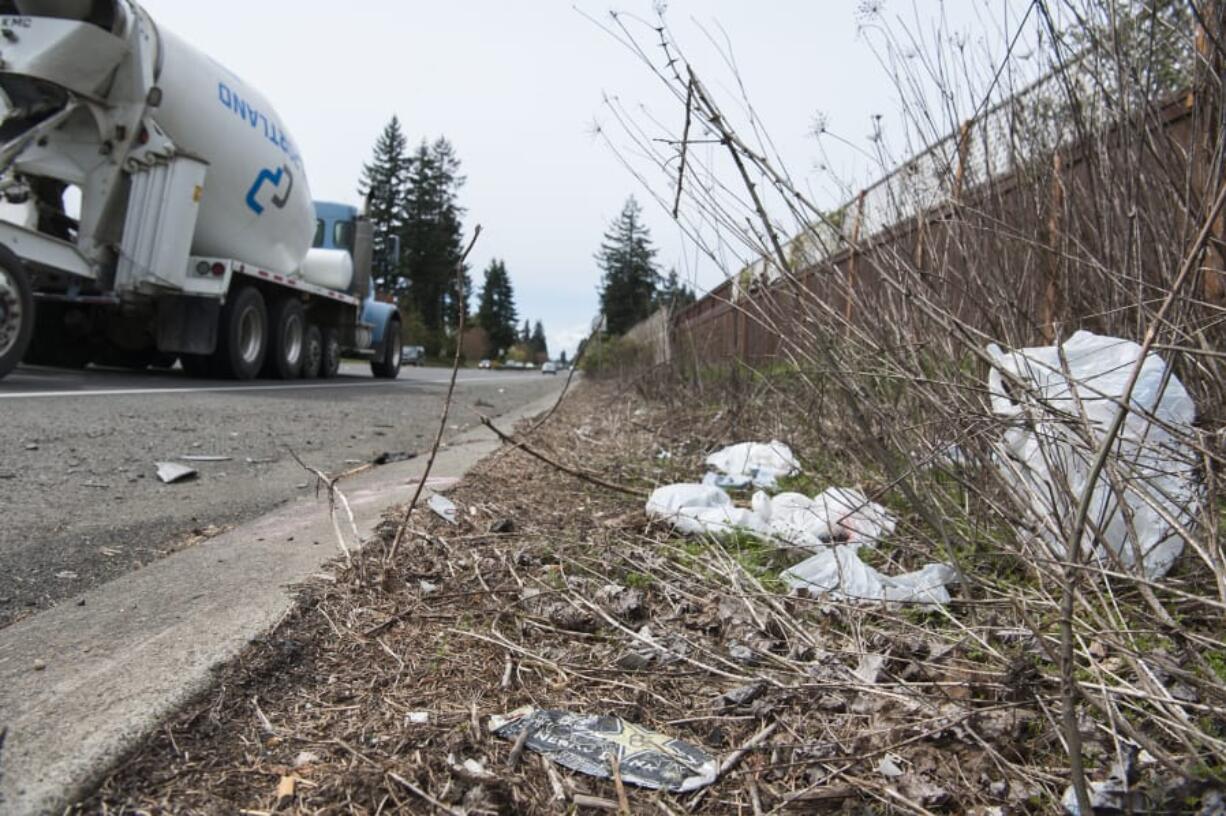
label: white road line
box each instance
[0,375,532,400]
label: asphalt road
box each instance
[0,362,564,629]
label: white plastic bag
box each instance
[645,483,768,538]
[705,440,799,490]
[988,331,1199,579]
[762,489,896,551]
[783,546,956,605]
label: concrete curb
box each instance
[0,386,566,815]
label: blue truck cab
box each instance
[312,201,401,378]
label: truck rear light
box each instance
[211,263,225,277]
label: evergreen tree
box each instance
[358,116,410,292]
[597,197,659,335]
[655,267,696,311]
[559,350,568,366]
[521,319,531,345]
[401,137,468,338]
[530,320,548,357]
[476,258,518,355]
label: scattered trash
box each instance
[245,456,277,465]
[427,494,459,525]
[762,488,895,550]
[645,483,768,538]
[784,547,956,605]
[656,449,673,461]
[717,683,765,709]
[419,580,439,595]
[293,751,319,769]
[374,451,417,466]
[406,711,430,725]
[988,331,1199,579]
[489,707,717,793]
[33,659,46,671]
[25,442,38,451]
[155,462,198,484]
[1062,745,1139,815]
[490,518,515,534]
[878,753,906,779]
[179,455,232,463]
[54,571,78,580]
[705,440,799,490]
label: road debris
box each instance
[155,462,198,484]
[427,494,459,525]
[179,455,233,463]
[704,440,799,489]
[373,451,417,466]
[489,707,717,793]
[988,331,1199,578]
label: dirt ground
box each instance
[77,377,1222,814]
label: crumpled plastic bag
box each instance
[988,331,1199,579]
[645,483,768,538]
[761,488,896,550]
[783,547,956,605]
[705,440,799,489]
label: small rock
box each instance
[33,659,47,671]
[25,443,39,451]
[490,518,515,534]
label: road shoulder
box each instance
[0,386,565,816]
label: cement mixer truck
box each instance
[0,0,403,381]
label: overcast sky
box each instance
[141,0,1031,357]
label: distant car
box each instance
[542,362,558,375]
[478,359,492,369]
[525,362,536,370]
[400,345,426,366]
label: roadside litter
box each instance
[646,452,955,605]
[373,451,417,466]
[427,494,459,525]
[489,707,717,793]
[155,462,197,484]
[783,547,956,604]
[988,331,1199,579]
[644,483,768,538]
[705,440,799,490]
[179,455,232,463]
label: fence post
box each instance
[844,190,867,328]
[1196,0,1225,305]
[952,119,974,201]
[1042,152,1066,343]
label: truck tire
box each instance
[263,295,305,379]
[0,245,34,380]
[300,323,322,379]
[370,319,401,379]
[320,327,341,379]
[213,285,267,380]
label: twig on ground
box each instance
[386,225,482,566]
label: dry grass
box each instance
[74,376,1223,814]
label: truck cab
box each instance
[312,201,401,377]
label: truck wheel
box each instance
[263,295,305,379]
[0,245,34,380]
[301,323,322,379]
[320,327,341,379]
[370,320,401,379]
[213,285,267,380]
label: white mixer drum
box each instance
[151,27,314,276]
[300,248,353,291]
